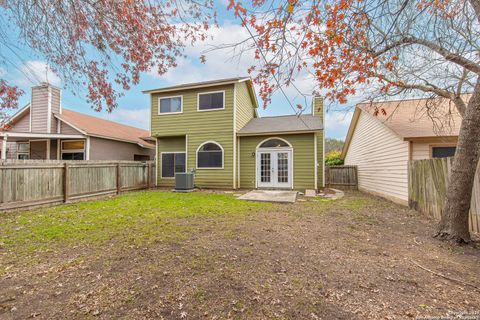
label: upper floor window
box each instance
[432,146,456,158]
[159,96,182,114]
[198,91,224,111]
[197,142,223,169]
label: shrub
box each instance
[325,150,344,166]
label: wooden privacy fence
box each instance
[325,165,358,189]
[408,158,480,233]
[0,160,156,210]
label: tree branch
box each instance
[374,36,480,75]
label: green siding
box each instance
[239,133,320,191]
[151,84,235,189]
[150,80,324,190]
[188,133,233,188]
[235,82,256,131]
[313,97,324,188]
[316,131,325,188]
[151,84,235,137]
[156,136,186,187]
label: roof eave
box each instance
[237,129,322,136]
[3,103,31,127]
[340,107,362,160]
[403,135,459,141]
[142,78,251,94]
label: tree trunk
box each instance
[435,78,480,243]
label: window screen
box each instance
[161,153,186,177]
[432,146,456,158]
[198,92,224,110]
[197,143,223,168]
[159,96,182,114]
[17,142,29,153]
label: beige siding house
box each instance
[1,83,154,161]
[342,97,463,205]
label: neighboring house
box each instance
[1,83,154,161]
[341,97,463,205]
[144,77,325,191]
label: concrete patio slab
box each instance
[238,190,298,203]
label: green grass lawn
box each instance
[2,191,479,319]
[0,191,271,253]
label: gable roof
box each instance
[237,114,323,136]
[142,77,250,94]
[341,95,467,159]
[54,109,153,148]
[1,103,30,129]
[142,76,259,110]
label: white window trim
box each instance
[196,141,224,169]
[158,95,183,115]
[61,139,86,160]
[17,141,30,159]
[254,137,294,189]
[256,137,293,149]
[160,151,186,179]
[255,148,294,190]
[197,90,225,112]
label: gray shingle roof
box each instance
[237,115,323,135]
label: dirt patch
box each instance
[1,191,480,319]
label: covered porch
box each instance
[1,132,87,160]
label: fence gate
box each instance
[325,165,358,189]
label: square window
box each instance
[159,96,182,114]
[161,153,186,178]
[432,146,456,158]
[17,142,29,153]
[198,92,224,111]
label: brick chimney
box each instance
[30,83,61,133]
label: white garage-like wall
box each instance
[344,111,409,204]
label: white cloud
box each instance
[18,60,61,86]
[325,110,354,140]
[104,107,150,129]
[150,23,253,84]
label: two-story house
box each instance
[1,83,154,161]
[144,77,325,191]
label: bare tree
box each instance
[227,0,480,242]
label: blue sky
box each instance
[0,4,354,140]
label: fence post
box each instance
[63,163,69,203]
[147,162,151,189]
[116,162,121,194]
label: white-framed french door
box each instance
[256,149,293,189]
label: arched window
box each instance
[258,138,291,148]
[197,142,223,168]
